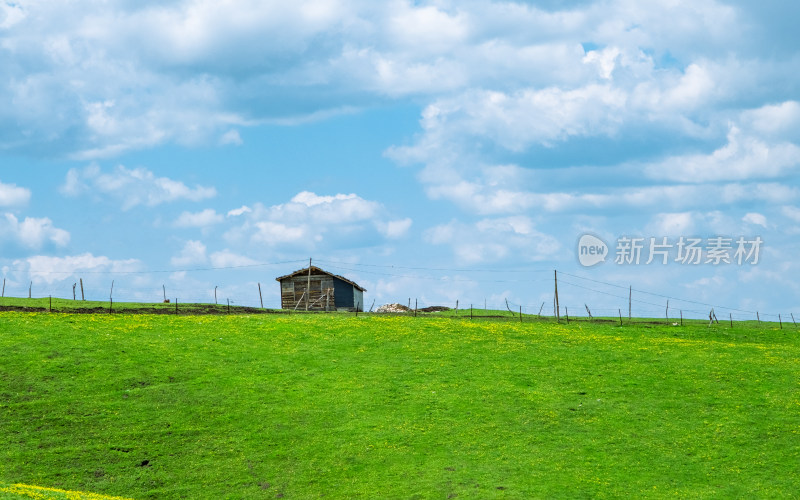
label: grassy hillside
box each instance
[1,312,798,498]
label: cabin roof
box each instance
[275,266,367,292]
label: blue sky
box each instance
[0,0,798,319]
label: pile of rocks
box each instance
[419,306,450,312]
[375,303,411,313]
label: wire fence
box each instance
[0,257,796,327]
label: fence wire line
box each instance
[314,258,553,274]
[557,271,776,317]
[316,261,790,319]
[0,259,794,320]
[318,262,553,284]
[557,279,720,317]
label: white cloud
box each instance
[0,0,763,158]
[376,218,412,239]
[0,213,70,249]
[781,206,800,223]
[643,210,754,238]
[645,126,800,183]
[384,56,783,217]
[390,85,628,158]
[424,216,559,264]
[0,182,31,207]
[223,191,409,251]
[209,249,258,268]
[250,221,307,245]
[0,2,26,29]
[646,212,697,237]
[258,191,380,227]
[171,243,258,270]
[219,129,243,146]
[12,253,141,285]
[286,191,380,222]
[227,205,252,217]
[61,165,216,209]
[386,3,468,54]
[174,209,224,228]
[740,100,800,139]
[742,212,768,228]
[170,240,208,267]
[412,166,800,216]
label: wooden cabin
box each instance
[276,266,366,312]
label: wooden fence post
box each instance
[414,299,417,317]
[538,302,544,318]
[554,270,560,322]
[28,281,32,299]
[565,306,569,324]
[680,310,683,326]
[730,313,733,328]
[2,278,5,298]
[258,283,263,309]
[176,298,179,315]
[757,311,760,326]
[306,258,312,311]
[227,298,230,314]
[519,305,522,322]
[80,278,85,301]
[779,314,783,329]
[792,313,797,327]
[618,308,622,326]
[49,295,52,313]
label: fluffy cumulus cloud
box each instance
[425,216,560,264]
[61,165,216,209]
[742,212,767,228]
[224,191,410,251]
[644,123,800,183]
[10,253,141,285]
[642,210,756,238]
[0,213,70,249]
[0,0,784,159]
[0,181,31,207]
[174,209,224,228]
[169,240,258,269]
[208,249,259,268]
[171,240,208,267]
[783,206,800,223]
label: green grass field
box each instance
[1,310,799,498]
